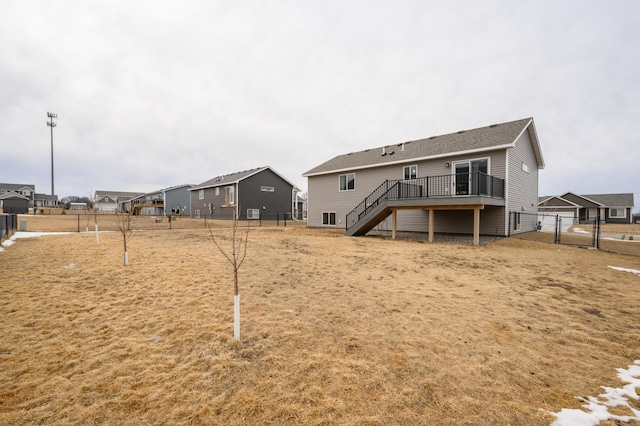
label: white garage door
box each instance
[538,211,575,232]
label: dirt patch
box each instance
[1,222,639,425]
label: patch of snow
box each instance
[0,232,71,253]
[62,263,76,269]
[548,360,640,425]
[609,266,640,276]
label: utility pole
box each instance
[47,112,57,196]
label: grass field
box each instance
[1,215,639,425]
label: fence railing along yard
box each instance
[10,211,304,234]
[510,211,640,257]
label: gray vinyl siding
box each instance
[307,150,507,233]
[238,169,293,220]
[165,186,191,216]
[506,127,539,234]
[191,169,293,220]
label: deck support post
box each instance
[392,209,397,239]
[473,207,480,246]
[428,209,434,243]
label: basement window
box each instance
[322,212,336,226]
[247,209,260,219]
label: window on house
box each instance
[339,173,355,191]
[610,208,626,218]
[322,212,336,226]
[225,186,235,204]
[260,186,275,192]
[247,209,260,219]
[522,162,530,173]
[215,187,220,196]
[403,165,417,180]
[198,189,204,200]
[194,209,200,218]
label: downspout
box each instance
[504,149,510,236]
[235,183,240,219]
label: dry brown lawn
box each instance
[1,215,639,425]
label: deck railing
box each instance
[345,172,504,230]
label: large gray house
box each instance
[189,166,300,221]
[302,118,544,245]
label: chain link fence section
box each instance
[509,211,640,257]
[598,222,640,257]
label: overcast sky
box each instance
[1,1,638,210]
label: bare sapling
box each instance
[115,208,134,266]
[208,211,250,341]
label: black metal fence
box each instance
[509,211,640,257]
[347,173,505,230]
[0,213,18,241]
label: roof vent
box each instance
[381,146,387,156]
[489,124,498,128]
[429,136,436,139]
[457,130,466,134]
[388,150,395,156]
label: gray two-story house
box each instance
[303,118,544,245]
[189,166,300,221]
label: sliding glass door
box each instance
[453,159,489,196]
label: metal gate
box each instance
[557,217,598,248]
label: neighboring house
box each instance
[123,184,193,216]
[539,192,635,224]
[0,191,30,214]
[164,184,193,216]
[0,183,35,206]
[94,191,142,212]
[294,193,307,220]
[130,191,164,216]
[302,118,544,245]
[189,166,300,220]
[34,193,59,208]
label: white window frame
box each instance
[198,189,204,200]
[322,212,336,226]
[521,162,530,173]
[247,208,260,219]
[609,208,626,218]
[225,186,235,205]
[260,186,275,192]
[403,165,418,180]
[215,187,220,196]
[339,173,355,191]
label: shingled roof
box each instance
[303,118,543,176]
[190,166,298,191]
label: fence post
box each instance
[556,216,561,244]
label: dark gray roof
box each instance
[190,166,298,191]
[0,183,35,191]
[303,118,542,176]
[34,193,59,201]
[581,193,634,208]
[0,191,30,200]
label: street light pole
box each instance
[47,112,57,196]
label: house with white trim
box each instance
[302,118,544,245]
[539,192,634,224]
[189,166,300,221]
